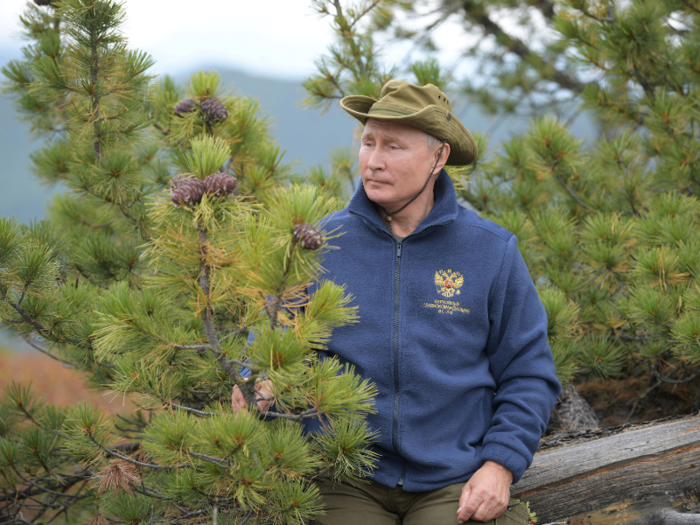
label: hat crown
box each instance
[376,80,452,113]
[339,79,477,166]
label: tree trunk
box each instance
[512,416,700,524]
[547,384,601,433]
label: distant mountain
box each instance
[0,90,55,223]
[0,65,364,224]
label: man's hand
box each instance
[231,379,275,413]
[457,460,513,523]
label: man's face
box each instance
[359,118,441,211]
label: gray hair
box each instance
[425,131,443,151]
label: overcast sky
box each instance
[0,0,339,79]
[0,0,488,82]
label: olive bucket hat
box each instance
[340,79,477,166]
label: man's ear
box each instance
[433,142,451,174]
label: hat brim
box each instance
[340,95,477,166]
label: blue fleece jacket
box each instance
[311,170,561,491]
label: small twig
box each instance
[153,122,170,136]
[23,337,76,368]
[187,452,229,468]
[255,389,274,402]
[555,173,592,210]
[220,327,248,344]
[166,401,217,417]
[17,404,71,440]
[625,379,662,424]
[680,0,700,15]
[11,468,83,500]
[88,434,190,470]
[137,485,189,514]
[259,408,320,421]
[346,0,382,30]
[169,343,212,350]
[651,366,700,385]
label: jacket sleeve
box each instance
[480,234,561,483]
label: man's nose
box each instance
[366,148,385,171]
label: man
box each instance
[233,80,561,524]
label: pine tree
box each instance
[305,0,700,421]
[0,1,377,523]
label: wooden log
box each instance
[511,416,700,524]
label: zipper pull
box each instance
[397,243,402,258]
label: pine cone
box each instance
[171,174,205,206]
[33,0,54,5]
[293,223,323,250]
[203,172,237,198]
[200,97,228,120]
[173,98,196,115]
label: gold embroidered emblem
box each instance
[434,269,464,298]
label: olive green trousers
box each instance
[309,476,529,525]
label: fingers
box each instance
[456,479,509,523]
[254,379,275,412]
[231,380,275,413]
[231,385,247,413]
[457,484,474,524]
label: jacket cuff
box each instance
[481,443,529,483]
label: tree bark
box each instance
[513,416,700,524]
[547,384,601,433]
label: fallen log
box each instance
[512,415,700,525]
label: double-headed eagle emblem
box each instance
[435,269,464,298]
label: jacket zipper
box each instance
[392,242,402,459]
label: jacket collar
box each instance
[347,169,459,237]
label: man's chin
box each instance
[366,194,397,209]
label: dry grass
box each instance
[0,349,133,414]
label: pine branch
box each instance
[0,472,89,508]
[347,0,382,31]
[459,0,585,94]
[10,467,84,501]
[1,285,112,370]
[88,22,102,160]
[327,71,348,98]
[196,223,257,407]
